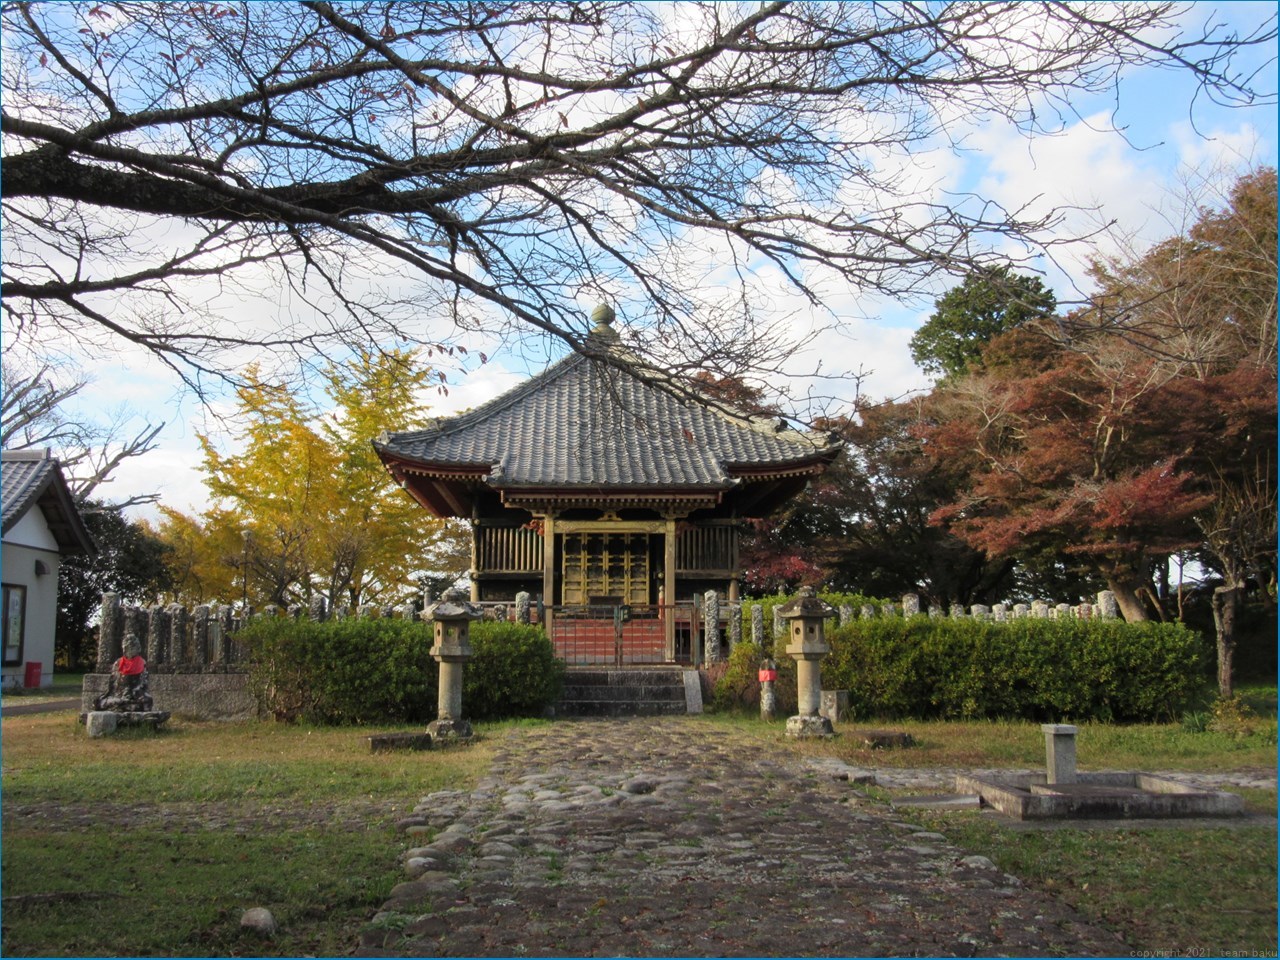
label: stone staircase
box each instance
[554,667,696,717]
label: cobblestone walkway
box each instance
[359,718,1137,957]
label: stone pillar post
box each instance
[1042,724,1078,784]
[167,603,188,667]
[860,604,876,620]
[1097,590,1120,619]
[992,603,1008,622]
[424,588,483,740]
[218,604,236,663]
[703,590,721,663]
[838,604,853,627]
[193,604,211,665]
[309,595,327,622]
[515,591,531,625]
[750,604,765,646]
[727,602,741,649]
[97,592,122,671]
[208,604,223,667]
[1031,600,1050,618]
[778,586,836,739]
[902,593,920,617]
[147,603,169,666]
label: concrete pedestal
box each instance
[1042,723,1078,784]
[820,689,849,724]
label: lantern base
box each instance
[785,714,835,739]
[427,718,473,741]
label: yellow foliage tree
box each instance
[155,350,464,608]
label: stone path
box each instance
[359,718,1137,957]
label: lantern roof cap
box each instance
[777,585,835,619]
[425,587,483,621]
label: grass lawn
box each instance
[2,707,1275,956]
[1,713,510,957]
[897,810,1278,957]
[704,708,1278,956]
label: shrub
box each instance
[464,621,564,721]
[1209,695,1258,739]
[242,616,437,725]
[709,640,763,713]
[242,617,563,725]
[821,616,1207,723]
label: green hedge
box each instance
[464,621,565,721]
[822,616,1208,723]
[241,617,563,725]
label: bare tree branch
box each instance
[1,1,1273,415]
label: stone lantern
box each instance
[423,587,483,740]
[777,586,836,738]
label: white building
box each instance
[1,449,96,688]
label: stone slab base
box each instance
[82,672,257,722]
[955,771,1246,820]
[786,714,835,739]
[427,718,473,741]
[84,710,170,737]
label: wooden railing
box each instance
[476,524,544,573]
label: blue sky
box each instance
[43,1,1279,521]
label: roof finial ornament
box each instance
[588,303,619,344]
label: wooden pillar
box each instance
[664,517,677,660]
[542,513,556,637]
[469,521,481,602]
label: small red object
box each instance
[758,668,777,683]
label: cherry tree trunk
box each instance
[1211,584,1242,699]
[1106,578,1150,622]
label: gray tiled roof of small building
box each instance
[1,449,58,533]
[377,332,839,488]
[2,448,96,553]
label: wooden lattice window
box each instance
[561,533,650,605]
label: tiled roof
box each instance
[1,449,96,553]
[376,349,840,490]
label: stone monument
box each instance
[86,632,170,735]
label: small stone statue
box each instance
[94,633,154,712]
